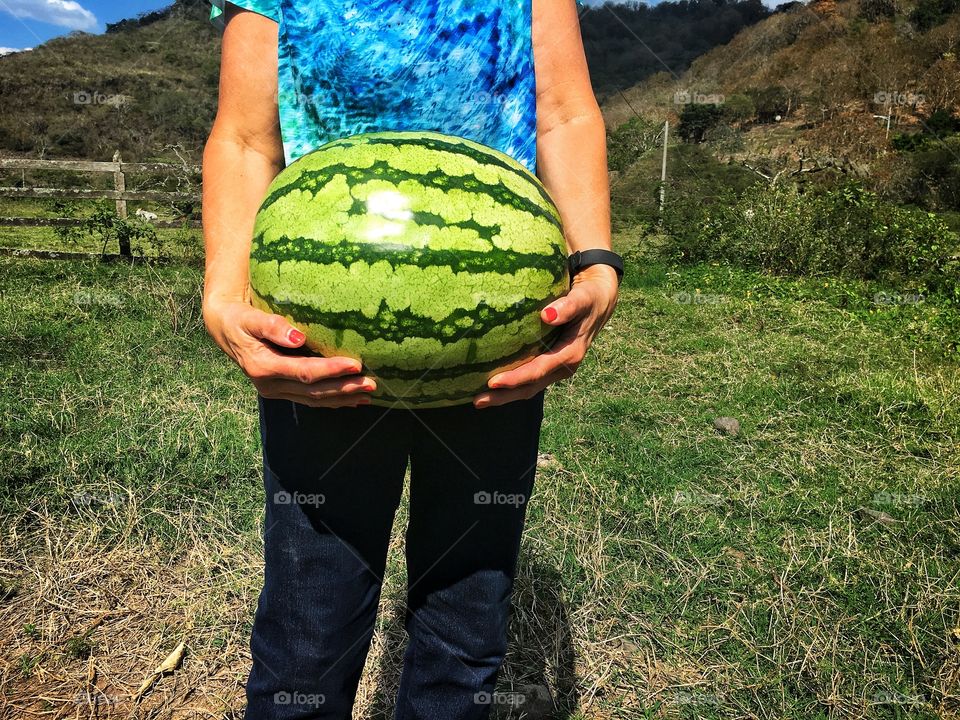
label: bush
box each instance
[607,116,662,172]
[53,201,161,257]
[746,86,794,122]
[721,94,756,124]
[923,108,960,136]
[911,136,960,210]
[859,0,899,21]
[677,103,726,143]
[909,0,960,30]
[661,181,960,299]
[891,132,929,152]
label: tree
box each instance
[746,86,793,122]
[858,0,899,21]
[677,103,726,143]
[607,116,662,171]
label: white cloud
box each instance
[1,0,98,31]
[0,47,33,55]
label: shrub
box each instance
[909,0,960,30]
[677,103,726,143]
[607,116,662,172]
[746,86,794,122]
[859,0,899,21]
[53,201,161,257]
[721,94,756,124]
[923,108,960,136]
[661,181,960,299]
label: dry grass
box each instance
[1,255,959,719]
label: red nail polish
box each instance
[544,307,558,323]
[288,328,306,344]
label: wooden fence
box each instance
[0,152,202,258]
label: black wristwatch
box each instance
[568,249,624,285]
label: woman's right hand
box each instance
[203,297,376,408]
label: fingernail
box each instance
[543,306,558,323]
[361,381,376,391]
[287,328,306,344]
[357,397,371,406]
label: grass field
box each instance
[0,239,958,719]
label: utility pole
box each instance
[872,98,893,139]
[658,120,669,221]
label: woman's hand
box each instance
[473,264,619,408]
[203,297,376,408]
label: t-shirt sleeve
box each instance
[209,0,279,29]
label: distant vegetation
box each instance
[603,0,960,306]
[0,0,770,163]
[579,0,772,95]
[0,0,217,162]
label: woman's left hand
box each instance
[473,264,620,408]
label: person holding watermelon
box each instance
[202,1,622,718]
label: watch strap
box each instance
[568,249,624,284]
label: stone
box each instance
[713,416,741,436]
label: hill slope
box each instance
[0,0,219,163]
[602,0,960,134]
[0,0,771,163]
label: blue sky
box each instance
[0,0,620,53]
[0,0,176,53]
[0,0,766,55]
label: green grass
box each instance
[0,251,958,718]
[0,196,203,257]
[0,224,203,257]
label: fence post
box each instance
[112,151,131,257]
[112,151,127,220]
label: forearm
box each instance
[536,99,611,255]
[201,131,283,306]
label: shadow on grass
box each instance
[367,556,580,720]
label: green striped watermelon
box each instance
[249,130,569,408]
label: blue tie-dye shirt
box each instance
[210,0,562,175]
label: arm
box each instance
[202,6,375,407]
[473,0,618,408]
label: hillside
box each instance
[601,0,960,213]
[0,0,770,163]
[579,0,772,97]
[0,0,219,163]
[602,0,960,135]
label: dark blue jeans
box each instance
[245,391,545,720]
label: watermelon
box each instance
[249,130,570,408]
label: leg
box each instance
[246,397,411,720]
[394,392,545,720]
